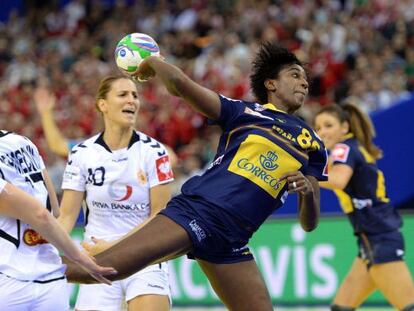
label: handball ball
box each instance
[115,33,160,75]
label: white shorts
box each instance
[0,273,69,311]
[75,262,170,311]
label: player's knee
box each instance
[331,305,355,311]
[402,303,414,311]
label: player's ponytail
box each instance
[342,103,382,160]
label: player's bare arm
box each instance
[278,171,320,232]
[58,189,84,233]
[136,56,221,120]
[320,163,353,190]
[42,169,60,218]
[0,182,116,284]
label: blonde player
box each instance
[58,76,174,311]
[0,130,116,311]
[315,104,414,311]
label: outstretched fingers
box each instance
[74,252,117,285]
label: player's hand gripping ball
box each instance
[115,33,160,77]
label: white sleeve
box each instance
[145,142,174,188]
[61,146,87,192]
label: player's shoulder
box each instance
[69,134,100,155]
[0,130,36,150]
[219,94,255,107]
[131,130,167,157]
[331,137,358,163]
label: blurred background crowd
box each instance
[0,0,413,195]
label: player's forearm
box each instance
[33,212,85,262]
[65,235,146,283]
[145,57,220,119]
[57,212,78,233]
[298,176,320,232]
[40,111,69,156]
[298,191,319,232]
[1,185,83,261]
[63,257,98,283]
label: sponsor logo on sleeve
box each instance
[63,165,80,181]
[331,143,350,163]
[156,155,173,182]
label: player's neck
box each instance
[102,127,134,151]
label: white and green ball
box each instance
[115,33,160,74]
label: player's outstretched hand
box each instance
[278,171,313,195]
[132,55,162,82]
[81,237,113,256]
[33,87,56,114]
[70,251,117,285]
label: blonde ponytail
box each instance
[342,103,382,159]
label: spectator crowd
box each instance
[0,0,413,192]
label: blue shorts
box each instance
[357,230,405,268]
[159,194,254,264]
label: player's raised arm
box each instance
[33,87,70,157]
[135,56,221,120]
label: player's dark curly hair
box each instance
[250,42,303,104]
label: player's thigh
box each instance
[75,282,123,311]
[197,258,273,311]
[370,261,414,310]
[128,294,170,311]
[333,257,376,308]
[123,265,171,311]
[32,279,69,311]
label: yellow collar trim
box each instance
[343,133,354,140]
[263,103,287,114]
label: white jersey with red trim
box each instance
[0,130,65,281]
[62,130,174,242]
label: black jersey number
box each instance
[87,167,105,186]
[0,219,21,248]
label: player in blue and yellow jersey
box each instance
[64,42,328,310]
[315,103,414,311]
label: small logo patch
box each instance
[189,220,206,242]
[137,170,148,185]
[331,143,350,163]
[396,249,404,257]
[24,229,48,246]
[156,156,173,182]
[259,151,279,171]
[147,283,164,290]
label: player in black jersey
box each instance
[315,104,414,311]
[65,42,328,310]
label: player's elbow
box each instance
[300,219,319,232]
[33,207,50,226]
[302,223,318,232]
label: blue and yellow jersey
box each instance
[180,95,328,237]
[331,135,402,234]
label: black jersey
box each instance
[331,135,402,234]
[180,95,328,236]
